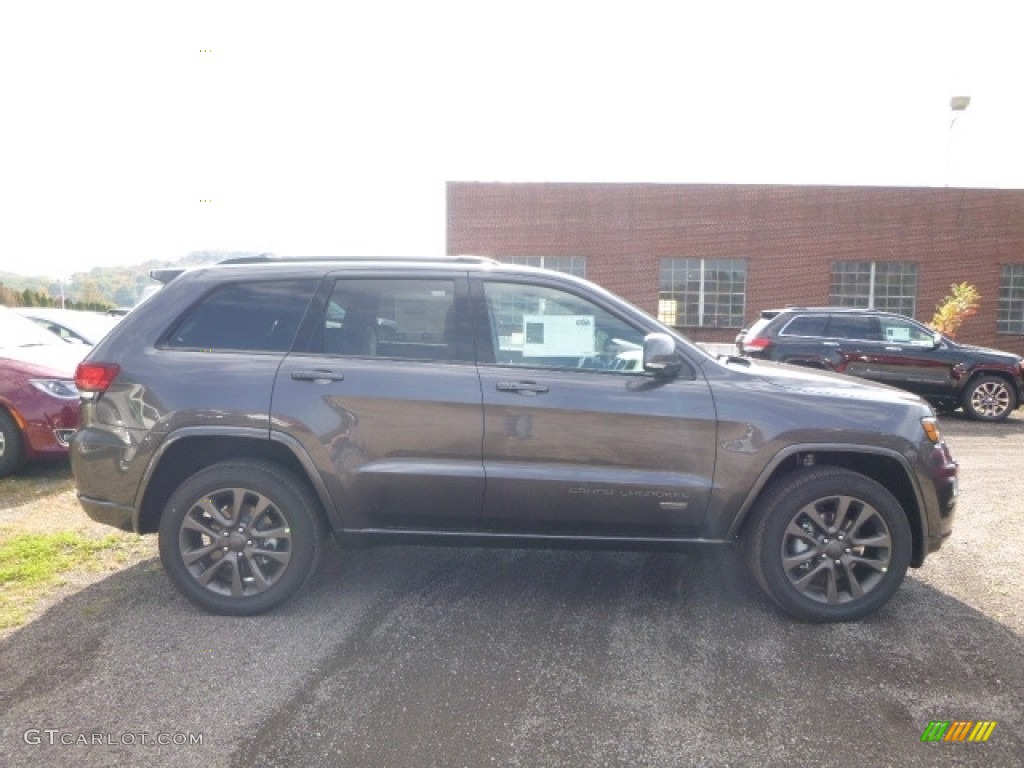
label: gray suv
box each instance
[71,257,958,622]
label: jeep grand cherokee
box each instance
[736,307,1024,422]
[71,257,958,622]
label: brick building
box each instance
[446,182,1024,355]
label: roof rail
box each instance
[216,254,501,266]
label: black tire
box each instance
[0,409,26,478]
[745,467,912,622]
[961,375,1016,422]
[158,460,324,615]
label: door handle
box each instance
[496,381,549,394]
[291,369,345,382]
[884,346,902,351]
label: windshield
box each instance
[0,307,67,348]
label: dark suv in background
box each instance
[737,307,1024,422]
[71,258,957,622]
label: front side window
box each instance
[876,315,938,345]
[165,280,318,352]
[318,279,459,361]
[483,281,646,372]
[830,261,918,317]
[659,258,746,328]
[998,265,1024,335]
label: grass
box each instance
[0,462,156,634]
[0,530,151,629]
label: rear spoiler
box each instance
[149,268,185,284]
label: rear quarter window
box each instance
[163,280,318,352]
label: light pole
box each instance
[946,95,970,186]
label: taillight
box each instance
[742,337,773,353]
[75,362,121,393]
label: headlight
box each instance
[29,378,80,399]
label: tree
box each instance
[930,282,979,338]
[0,283,20,306]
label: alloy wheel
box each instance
[780,493,893,605]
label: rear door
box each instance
[272,273,485,531]
[474,275,718,538]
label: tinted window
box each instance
[165,280,317,352]
[318,279,459,361]
[483,281,646,371]
[779,314,829,337]
[825,314,881,341]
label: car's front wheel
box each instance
[961,375,1016,422]
[745,467,912,622]
[158,460,324,615]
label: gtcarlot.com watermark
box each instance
[24,729,204,747]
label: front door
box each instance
[836,314,953,399]
[475,277,718,539]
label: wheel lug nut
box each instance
[834,559,841,565]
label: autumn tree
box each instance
[930,282,979,338]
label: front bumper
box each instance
[77,494,138,533]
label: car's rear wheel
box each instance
[961,375,1016,422]
[158,460,324,615]
[745,467,912,622]
[0,409,25,478]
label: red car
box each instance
[0,307,85,477]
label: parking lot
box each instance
[0,412,1021,767]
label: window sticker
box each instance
[522,315,595,357]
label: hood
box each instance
[947,339,1022,365]
[0,343,86,377]
[726,358,925,405]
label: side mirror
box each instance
[931,332,943,349]
[643,333,684,377]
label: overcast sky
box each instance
[1,0,1021,280]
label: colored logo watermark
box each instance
[921,720,997,743]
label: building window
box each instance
[998,265,1024,335]
[658,258,747,328]
[830,261,918,317]
[502,256,587,278]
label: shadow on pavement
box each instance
[1,544,1021,767]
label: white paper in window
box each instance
[522,315,595,357]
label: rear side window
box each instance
[778,314,828,337]
[165,280,318,352]
[825,314,881,341]
[317,279,460,361]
